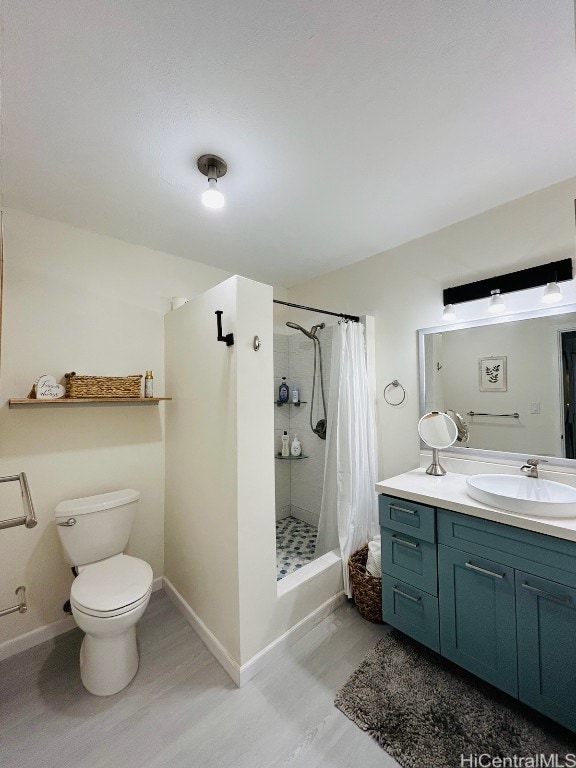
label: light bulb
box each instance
[542,281,562,304]
[442,304,456,321]
[202,178,225,209]
[488,289,505,315]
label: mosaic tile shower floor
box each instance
[276,516,318,580]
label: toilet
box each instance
[55,489,153,696]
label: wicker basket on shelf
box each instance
[348,544,384,624]
[64,372,142,399]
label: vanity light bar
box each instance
[442,258,573,307]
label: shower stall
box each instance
[273,300,366,581]
[164,275,375,684]
[274,317,332,579]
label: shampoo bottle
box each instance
[291,434,302,457]
[292,386,299,404]
[279,377,289,403]
[281,430,290,457]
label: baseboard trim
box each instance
[0,615,76,662]
[162,577,242,685]
[0,575,165,663]
[238,591,345,686]
[163,576,345,687]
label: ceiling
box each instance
[2,1,575,287]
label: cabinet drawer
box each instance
[379,495,436,543]
[381,528,438,596]
[382,574,439,652]
[438,509,576,588]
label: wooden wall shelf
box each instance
[9,397,172,408]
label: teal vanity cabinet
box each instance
[379,493,576,732]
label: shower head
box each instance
[286,321,315,339]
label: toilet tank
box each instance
[55,489,140,566]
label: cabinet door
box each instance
[516,571,576,731]
[438,545,518,696]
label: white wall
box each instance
[0,208,231,654]
[287,177,576,479]
[164,277,244,660]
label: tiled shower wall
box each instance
[274,325,333,527]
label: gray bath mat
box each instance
[335,631,574,768]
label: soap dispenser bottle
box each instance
[278,377,289,403]
[281,430,290,457]
[291,433,302,457]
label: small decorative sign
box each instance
[29,374,66,399]
[479,356,507,392]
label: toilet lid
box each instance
[71,554,153,613]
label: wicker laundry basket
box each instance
[348,545,384,624]
[64,372,142,398]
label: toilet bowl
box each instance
[71,554,153,696]
[55,489,153,696]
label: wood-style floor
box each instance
[0,592,400,768]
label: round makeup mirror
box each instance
[418,411,458,475]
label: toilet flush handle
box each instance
[57,517,77,527]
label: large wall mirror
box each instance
[418,304,576,465]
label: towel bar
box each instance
[0,473,37,530]
[0,586,27,618]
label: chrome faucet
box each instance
[520,458,548,478]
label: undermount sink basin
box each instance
[466,474,576,518]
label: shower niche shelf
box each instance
[275,454,309,460]
[275,401,307,407]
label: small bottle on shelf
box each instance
[144,370,154,398]
[281,430,290,457]
[291,434,302,457]
[292,386,299,404]
[278,377,289,403]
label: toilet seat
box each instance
[71,554,153,617]
[71,586,152,618]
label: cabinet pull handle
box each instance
[392,586,422,604]
[464,561,505,579]
[390,504,417,516]
[391,534,419,549]
[521,582,571,605]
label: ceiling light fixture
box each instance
[197,154,227,209]
[488,289,505,315]
[442,304,456,321]
[541,281,562,304]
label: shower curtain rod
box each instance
[273,299,359,323]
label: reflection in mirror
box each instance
[418,411,458,476]
[420,307,576,462]
[418,411,458,448]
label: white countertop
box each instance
[375,468,576,544]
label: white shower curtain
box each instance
[315,320,378,596]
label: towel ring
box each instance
[384,380,406,406]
